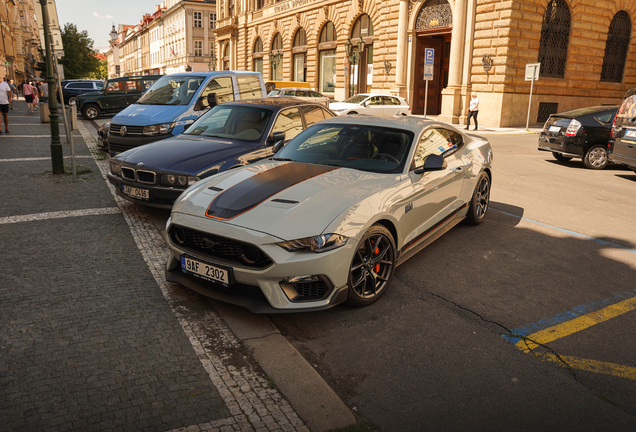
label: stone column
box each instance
[437,0,468,124]
[458,0,477,126]
[391,0,409,97]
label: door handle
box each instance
[451,164,470,172]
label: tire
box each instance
[464,171,491,226]
[583,145,609,170]
[552,152,573,162]
[346,224,396,307]
[82,104,101,120]
[347,111,358,115]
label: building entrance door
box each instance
[413,32,451,116]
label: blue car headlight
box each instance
[277,234,348,253]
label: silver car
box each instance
[268,87,330,107]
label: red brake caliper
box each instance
[374,243,380,273]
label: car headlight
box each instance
[143,123,175,136]
[277,234,348,253]
[110,161,122,177]
[161,174,199,187]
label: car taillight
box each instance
[610,115,617,138]
[542,119,551,131]
[565,119,582,136]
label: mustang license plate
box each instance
[122,185,149,200]
[181,256,230,286]
[549,126,560,133]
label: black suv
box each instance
[76,75,162,120]
[538,105,618,169]
[59,80,104,105]
[609,89,636,173]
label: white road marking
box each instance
[0,207,121,225]
[0,156,93,162]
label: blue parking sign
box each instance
[425,48,434,65]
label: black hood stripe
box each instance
[205,163,338,220]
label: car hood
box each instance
[112,104,190,126]
[78,91,102,98]
[328,102,360,111]
[114,136,258,174]
[173,160,396,240]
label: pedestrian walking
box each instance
[40,81,49,103]
[0,77,13,133]
[23,81,35,113]
[466,92,479,131]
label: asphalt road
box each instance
[266,133,636,431]
[91,119,636,431]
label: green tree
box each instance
[59,23,100,79]
[88,60,108,80]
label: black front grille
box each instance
[171,225,273,269]
[122,167,135,180]
[110,124,145,136]
[291,280,329,300]
[136,170,156,184]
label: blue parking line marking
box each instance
[491,209,636,255]
[502,289,636,345]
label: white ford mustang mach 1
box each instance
[165,116,493,313]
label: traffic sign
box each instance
[423,65,434,81]
[425,48,434,65]
[525,63,540,81]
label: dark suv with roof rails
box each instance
[609,88,636,173]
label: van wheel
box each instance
[82,104,101,120]
[552,152,573,162]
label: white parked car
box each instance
[329,94,411,116]
[165,115,493,313]
[268,88,331,107]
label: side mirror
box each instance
[271,132,286,152]
[414,154,447,174]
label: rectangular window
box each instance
[319,50,336,95]
[194,11,202,28]
[237,76,263,100]
[210,13,216,29]
[194,40,203,57]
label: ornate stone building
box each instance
[212,0,636,127]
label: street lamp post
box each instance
[269,50,282,80]
[209,50,217,71]
[344,37,364,97]
[39,0,63,174]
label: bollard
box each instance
[39,102,50,123]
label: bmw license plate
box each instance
[122,185,149,200]
[181,256,230,286]
[549,126,560,133]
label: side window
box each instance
[594,112,614,124]
[381,96,394,105]
[106,81,124,92]
[283,90,296,96]
[77,83,93,89]
[126,81,140,91]
[200,77,235,107]
[320,106,336,118]
[311,91,323,98]
[389,97,401,105]
[368,96,382,105]
[66,84,80,90]
[142,79,155,90]
[302,105,326,127]
[411,128,458,169]
[236,75,263,100]
[272,108,303,140]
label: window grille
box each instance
[210,13,216,29]
[194,40,203,57]
[601,11,631,83]
[537,0,570,78]
[193,11,202,28]
[416,0,452,30]
[537,102,559,123]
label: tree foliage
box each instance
[59,23,100,79]
[88,60,108,80]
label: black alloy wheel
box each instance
[465,171,490,226]
[583,145,609,170]
[346,224,396,307]
[552,152,573,162]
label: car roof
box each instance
[554,105,618,118]
[275,88,319,92]
[108,75,162,81]
[314,114,449,134]
[223,98,326,109]
[165,71,261,78]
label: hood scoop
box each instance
[208,186,224,192]
[270,198,299,204]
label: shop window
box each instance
[601,11,631,83]
[318,22,337,95]
[537,0,570,79]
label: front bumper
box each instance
[165,212,354,312]
[107,172,185,209]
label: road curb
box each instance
[210,300,356,432]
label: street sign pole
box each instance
[525,62,540,132]
[424,48,434,119]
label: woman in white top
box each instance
[466,93,479,131]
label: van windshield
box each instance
[137,76,204,105]
[617,94,636,120]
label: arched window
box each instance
[537,0,571,79]
[347,14,375,96]
[318,22,337,95]
[270,33,283,81]
[253,37,263,74]
[223,43,230,70]
[292,28,307,82]
[601,11,631,83]
[415,0,452,30]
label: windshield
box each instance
[342,95,368,104]
[137,76,204,105]
[184,105,273,143]
[274,124,414,174]
[96,82,104,89]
